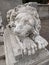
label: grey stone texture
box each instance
[4,2,49,65]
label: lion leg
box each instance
[23,37,37,55]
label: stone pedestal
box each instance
[15,49,49,65]
[4,28,49,65]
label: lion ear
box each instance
[14,7,18,12]
[14,5,23,12]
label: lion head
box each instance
[6,2,41,37]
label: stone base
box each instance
[14,49,49,65]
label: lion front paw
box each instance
[23,37,37,55]
[34,35,48,49]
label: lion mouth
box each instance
[16,30,34,39]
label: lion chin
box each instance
[6,2,48,55]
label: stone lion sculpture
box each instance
[6,2,48,55]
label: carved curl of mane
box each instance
[6,2,39,23]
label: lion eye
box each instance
[10,22,16,27]
[25,20,28,22]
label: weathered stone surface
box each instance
[0,35,4,45]
[0,12,2,26]
[3,29,49,65]
[0,28,4,36]
[14,49,49,65]
[4,2,49,65]
[0,12,4,37]
[0,60,6,65]
[0,45,5,60]
[0,36,3,43]
[6,2,48,52]
[4,28,17,65]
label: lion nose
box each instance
[8,25,12,28]
[12,24,16,27]
[8,24,16,28]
